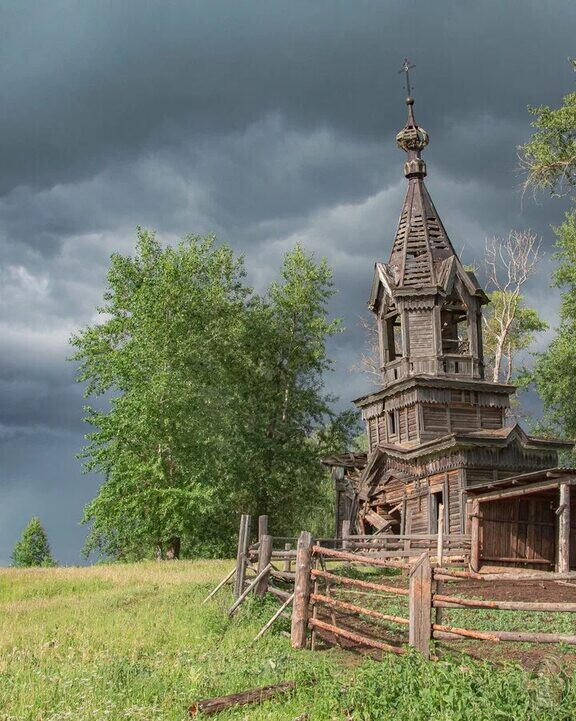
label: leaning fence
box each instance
[204,514,576,658]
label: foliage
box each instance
[71,230,358,560]
[1,561,576,721]
[11,517,56,568]
[520,60,576,196]
[530,210,576,438]
[483,290,547,383]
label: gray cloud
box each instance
[1,1,575,563]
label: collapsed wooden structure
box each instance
[324,88,574,571]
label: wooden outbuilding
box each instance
[326,91,574,570]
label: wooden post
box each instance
[436,503,444,568]
[234,514,251,600]
[256,534,273,599]
[470,499,480,573]
[342,520,350,550]
[258,514,269,540]
[228,564,272,616]
[409,552,432,659]
[284,543,292,573]
[290,531,313,649]
[435,504,445,627]
[559,483,571,574]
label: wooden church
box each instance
[325,82,575,571]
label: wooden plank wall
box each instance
[408,310,434,357]
[480,498,557,569]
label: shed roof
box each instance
[471,467,576,502]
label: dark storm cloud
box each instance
[0,0,575,563]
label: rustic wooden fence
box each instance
[291,533,576,657]
[205,514,576,658]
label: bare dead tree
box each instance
[483,230,543,383]
[353,314,381,386]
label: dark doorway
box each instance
[429,490,444,534]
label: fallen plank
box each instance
[309,617,405,654]
[311,568,409,596]
[189,681,296,716]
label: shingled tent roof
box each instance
[370,94,486,299]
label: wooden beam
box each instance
[311,568,409,596]
[433,594,576,612]
[312,544,409,569]
[559,482,571,574]
[408,553,432,659]
[308,617,405,654]
[228,563,272,616]
[470,498,480,572]
[256,534,273,599]
[189,681,296,716]
[290,531,313,649]
[253,592,295,643]
[311,592,409,625]
[202,567,236,605]
[234,515,250,600]
[474,477,576,503]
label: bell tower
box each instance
[359,68,515,449]
[369,84,487,386]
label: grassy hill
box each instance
[1,561,576,720]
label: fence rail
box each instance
[217,515,576,658]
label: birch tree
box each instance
[483,230,547,383]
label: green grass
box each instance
[1,562,576,720]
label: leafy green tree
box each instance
[529,211,576,436]
[232,246,359,533]
[71,231,357,560]
[520,60,576,196]
[11,517,56,567]
[518,64,576,442]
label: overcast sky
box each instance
[1,1,575,565]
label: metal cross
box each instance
[399,58,415,97]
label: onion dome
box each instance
[395,98,428,177]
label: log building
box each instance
[325,88,575,570]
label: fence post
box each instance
[409,552,432,659]
[258,514,269,540]
[291,531,313,649]
[284,543,292,573]
[234,514,251,600]
[436,503,444,568]
[342,520,350,550]
[435,504,444,626]
[256,534,273,599]
[559,483,571,573]
[470,499,480,573]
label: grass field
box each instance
[1,561,576,720]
